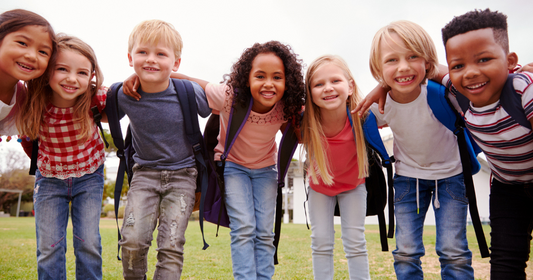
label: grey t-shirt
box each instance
[117,79,211,170]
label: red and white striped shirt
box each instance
[37,87,107,179]
[444,73,533,183]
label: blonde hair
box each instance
[302,55,369,185]
[128,19,183,59]
[17,34,103,142]
[369,20,438,87]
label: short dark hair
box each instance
[442,9,509,53]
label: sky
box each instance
[1,0,532,172]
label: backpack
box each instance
[26,95,109,175]
[452,73,532,129]
[202,96,301,265]
[365,80,490,258]
[105,79,212,258]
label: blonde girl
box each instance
[302,55,369,280]
[0,9,56,135]
[17,34,106,280]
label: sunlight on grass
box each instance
[1,217,531,279]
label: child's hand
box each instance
[517,62,533,73]
[123,74,141,101]
[352,85,389,117]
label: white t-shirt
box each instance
[370,83,462,180]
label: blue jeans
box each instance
[33,165,104,280]
[119,165,197,280]
[308,184,370,280]
[489,179,533,279]
[392,173,473,280]
[223,161,277,280]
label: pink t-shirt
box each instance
[309,118,365,196]
[206,83,286,169]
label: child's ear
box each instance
[507,52,518,71]
[173,58,181,72]
[128,53,133,67]
[348,79,355,96]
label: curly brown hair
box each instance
[224,41,305,127]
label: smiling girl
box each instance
[0,9,56,135]
[16,34,107,280]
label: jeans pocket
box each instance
[394,175,410,203]
[445,174,468,204]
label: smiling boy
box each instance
[110,20,211,280]
[442,9,533,279]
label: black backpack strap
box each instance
[29,140,39,175]
[172,79,210,250]
[273,120,300,264]
[500,74,532,129]
[443,93,490,258]
[104,82,126,260]
[90,105,109,148]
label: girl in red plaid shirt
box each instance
[17,34,107,280]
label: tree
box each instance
[0,149,33,212]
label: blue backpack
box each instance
[363,80,490,258]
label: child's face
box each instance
[445,28,517,107]
[49,49,92,108]
[247,52,285,113]
[0,25,53,83]
[310,63,353,114]
[380,33,429,103]
[128,40,180,93]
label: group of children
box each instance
[0,6,531,280]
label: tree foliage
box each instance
[0,149,33,212]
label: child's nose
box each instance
[398,59,410,71]
[24,50,37,62]
[464,65,480,79]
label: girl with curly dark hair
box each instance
[124,40,305,279]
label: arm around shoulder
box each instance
[191,81,211,118]
[170,73,209,90]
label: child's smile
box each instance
[445,28,517,108]
[247,52,285,114]
[310,63,353,115]
[50,49,92,108]
[380,33,429,104]
[0,25,52,84]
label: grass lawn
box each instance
[0,217,530,279]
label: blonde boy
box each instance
[368,20,474,279]
[114,20,210,279]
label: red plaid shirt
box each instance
[38,87,107,179]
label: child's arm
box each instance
[352,85,389,117]
[123,73,210,101]
[517,62,533,73]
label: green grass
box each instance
[0,217,530,279]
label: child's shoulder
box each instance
[512,72,533,93]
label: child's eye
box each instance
[386,58,396,63]
[313,83,323,87]
[39,50,49,56]
[479,58,491,63]
[158,53,167,56]
[57,67,67,72]
[274,76,283,80]
[451,64,463,70]
[255,75,264,79]
[78,71,89,76]
[409,55,418,59]
[16,41,27,47]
